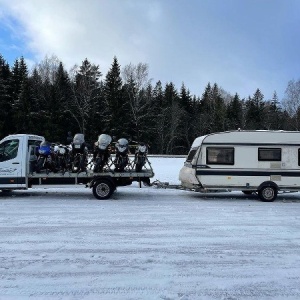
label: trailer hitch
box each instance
[151,180,182,189]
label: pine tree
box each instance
[226,93,243,130]
[178,83,194,152]
[17,78,35,133]
[48,62,74,142]
[191,95,202,136]
[200,82,213,133]
[264,91,282,130]
[28,67,47,136]
[149,80,165,153]
[245,89,265,129]
[164,82,183,154]
[0,55,13,138]
[68,58,102,139]
[104,56,127,138]
[11,57,29,133]
[211,83,226,132]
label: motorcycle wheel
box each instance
[93,157,103,173]
[35,157,45,173]
[135,163,143,172]
[118,157,128,172]
[71,157,79,173]
[79,156,86,172]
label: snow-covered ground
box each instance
[1,157,300,299]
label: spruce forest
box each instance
[0,54,299,154]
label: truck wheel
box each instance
[258,186,277,202]
[92,179,115,200]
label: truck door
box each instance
[0,138,24,189]
[27,140,40,173]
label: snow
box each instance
[1,157,300,299]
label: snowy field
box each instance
[1,157,300,299]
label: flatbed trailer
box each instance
[0,134,154,199]
[28,170,154,199]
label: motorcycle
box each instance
[114,138,129,172]
[70,133,88,173]
[53,144,70,174]
[134,142,148,172]
[35,141,57,173]
[93,134,112,172]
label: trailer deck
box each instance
[26,167,155,199]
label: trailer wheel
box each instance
[258,186,277,202]
[92,179,115,200]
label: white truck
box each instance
[179,130,300,202]
[0,134,154,199]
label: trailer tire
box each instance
[92,179,115,200]
[258,186,277,202]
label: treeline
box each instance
[0,54,299,154]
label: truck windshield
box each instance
[0,139,19,162]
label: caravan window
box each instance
[186,148,197,162]
[258,148,281,161]
[206,147,234,165]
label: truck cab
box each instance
[0,134,44,191]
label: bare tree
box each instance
[122,63,152,140]
[282,79,300,130]
[68,59,101,134]
[34,54,61,84]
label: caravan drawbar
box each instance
[179,130,300,201]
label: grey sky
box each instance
[0,0,299,100]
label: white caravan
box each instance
[179,130,300,201]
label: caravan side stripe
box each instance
[202,142,300,147]
[196,169,300,177]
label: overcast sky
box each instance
[0,0,299,100]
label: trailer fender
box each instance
[257,181,278,202]
[88,176,114,188]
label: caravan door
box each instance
[0,137,25,190]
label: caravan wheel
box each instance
[258,186,277,202]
